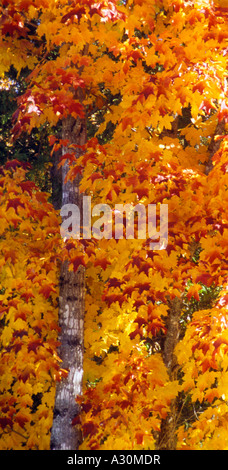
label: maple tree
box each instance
[1,0,228,451]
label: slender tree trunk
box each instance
[156,297,183,450]
[51,113,86,450]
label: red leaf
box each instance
[70,255,86,272]
[129,327,142,340]
[28,339,42,353]
[13,330,28,339]
[65,165,83,182]
[134,316,146,327]
[143,86,155,99]
[128,50,142,63]
[61,7,86,23]
[72,415,81,426]
[83,421,98,438]
[0,417,13,430]
[123,286,135,296]
[18,366,36,383]
[89,173,102,183]
[81,402,92,413]
[134,187,149,199]
[15,413,30,429]
[35,192,48,204]
[119,400,131,410]
[194,273,213,286]
[6,198,25,214]
[213,337,228,350]
[21,290,35,302]
[68,101,84,117]
[103,293,121,306]
[49,135,57,146]
[65,241,77,252]
[193,81,206,94]
[20,180,36,196]
[133,299,146,310]
[135,431,144,445]
[135,282,150,294]
[199,99,216,114]
[94,257,111,270]
[39,284,56,299]
[108,277,123,288]
[138,263,151,276]
[5,159,30,170]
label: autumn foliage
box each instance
[0,161,62,449]
[1,0,228,450]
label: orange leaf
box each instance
[187,285,201,301]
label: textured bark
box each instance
[51,113,86,450]
[156,297,182,451]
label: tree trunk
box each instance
[51,114,86,450]
[156,297,183,450]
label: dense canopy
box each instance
[0,0,228,450]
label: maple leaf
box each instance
[133,300,146,310]
[135,431,144,445]
[6,198,25,214]
[19,180,36,196]
[199,99,216,115]
[186,284,202,301]
[5,159,30,170]
[13,329,28,339]
[49,135,57,146]
[61,7,86,24]
[15,412,30,429]
[89,173,102,183]
[70,255,86,272]
[108,277,123,288]
[27,339,42,353]
[134,186,149,199]
[122,117,134,131]
[39,284,56,299]
[21,290,35,302]
[194,273,213,286]
[18,366,36,383]
[83,421,98,438]
[94,257,111,270]
[0,417,13,430]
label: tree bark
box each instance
[50,113,86,450]
[156,297,182,450]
